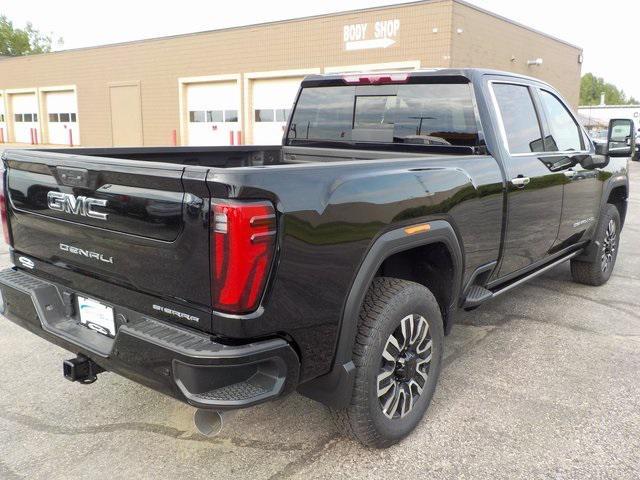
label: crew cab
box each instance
[0,69,635,448]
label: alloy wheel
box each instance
[377,314,432,419]
[601,218,617,272]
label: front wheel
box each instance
[330,277,444,448]
[570,204,621,286]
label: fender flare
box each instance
[578,177,628,262]
[600,177,628,214]
[297,220,464,408]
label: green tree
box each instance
[580,72,638,106]
[0,15,61,56]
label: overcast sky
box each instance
[2,0,639,100]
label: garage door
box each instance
[251,77,302,145]
[0,95,6,143]
[46,91,79,145]
[186,82,239,146]
[11,93,38,144]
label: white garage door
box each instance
[251,77,302,145]
[186,82,239,146]
[0,95,6,143]
[11,93,38,144]
[46,91,79,145]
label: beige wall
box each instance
[0,0,581,146]
[450,2,582,108]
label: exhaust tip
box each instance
[193,409,224,437]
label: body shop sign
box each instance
[343,19,400,51]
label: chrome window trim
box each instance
[488,79,590,158]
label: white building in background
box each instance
[578,104,640,130]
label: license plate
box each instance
[78,296,116,337]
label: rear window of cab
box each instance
[287,82,480,148]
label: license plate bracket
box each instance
[77,296,116,338]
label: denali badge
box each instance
[60,243,114,264]
[47,191,108,220]
[152,304,200,323]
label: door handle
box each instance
[511,176,530,188]
[564,169,577,178]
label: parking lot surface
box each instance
[0,163,639,480]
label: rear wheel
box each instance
[330,277,444,448]
[570,204,621,286]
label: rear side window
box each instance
[492,83,544,154]
[538,90,582,152]
[288,82,479,147]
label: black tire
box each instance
[570,204,621,286]
[330,277,444,448]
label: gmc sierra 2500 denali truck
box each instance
[0,69,635,448]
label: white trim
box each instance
[4,87,37,95]
[38,84,77,93]
[178,74,240,84]
[323,60,421,74]
[0,91,7,143]
[5,88,40,144]
[178,74,242,146]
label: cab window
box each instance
[538,90,583,152]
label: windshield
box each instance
[287,82,480,148]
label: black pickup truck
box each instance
[0,69,635,448]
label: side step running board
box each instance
[463,285,492,308]
[463,250,582,309]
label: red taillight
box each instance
[210,199,276,314]
[342,73,410,85]
[0,168,10,245]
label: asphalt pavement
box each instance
[0,162,639,479]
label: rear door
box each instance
[488,80,565,278]
[5,151,212,308]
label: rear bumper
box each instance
[0,268,300,410]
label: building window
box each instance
[23,113,33,122]
[14,114,23,122]
[49,112,78,123]
[0,114,4,122]
[255,108,290,123]
[224,110,238,122]
[189,110,205,122]
[255,109,275,122]
[206,110,223,122]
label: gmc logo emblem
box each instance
[47,191,108,221]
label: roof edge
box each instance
[0,0,581,62]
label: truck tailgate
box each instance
[4,151,212,310]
